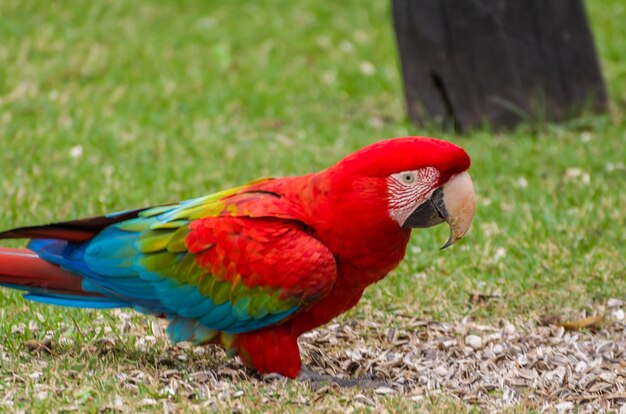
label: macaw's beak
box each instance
[402,171,476,249]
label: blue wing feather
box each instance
[24,294,128,309]
[24,209,302,336]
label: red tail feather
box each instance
[0,248,101,296]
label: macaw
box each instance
[0,137,475,378]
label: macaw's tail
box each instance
[0,247,126,309]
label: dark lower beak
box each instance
[401,188,447,229]
[401,172,476,249]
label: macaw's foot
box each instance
[237,326,302,379]
[297,366,391,389]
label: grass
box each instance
[0,0,625,412]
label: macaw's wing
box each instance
[28,189,338,336]
[0,208,153,242]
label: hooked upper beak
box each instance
[401,171,476,249]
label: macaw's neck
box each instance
[257,172,411,289]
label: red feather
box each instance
[0,248,100,296]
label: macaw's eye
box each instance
[401,173,416,184]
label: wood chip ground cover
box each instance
[1,303,624,413]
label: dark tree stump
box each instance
[392,0,608,131]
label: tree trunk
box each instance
[392,0,608,131]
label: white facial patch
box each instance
[387,167,440,225]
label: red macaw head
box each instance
[327,136,476,248]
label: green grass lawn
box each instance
[1,0,625,412]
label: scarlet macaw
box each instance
[0,137,475,378]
